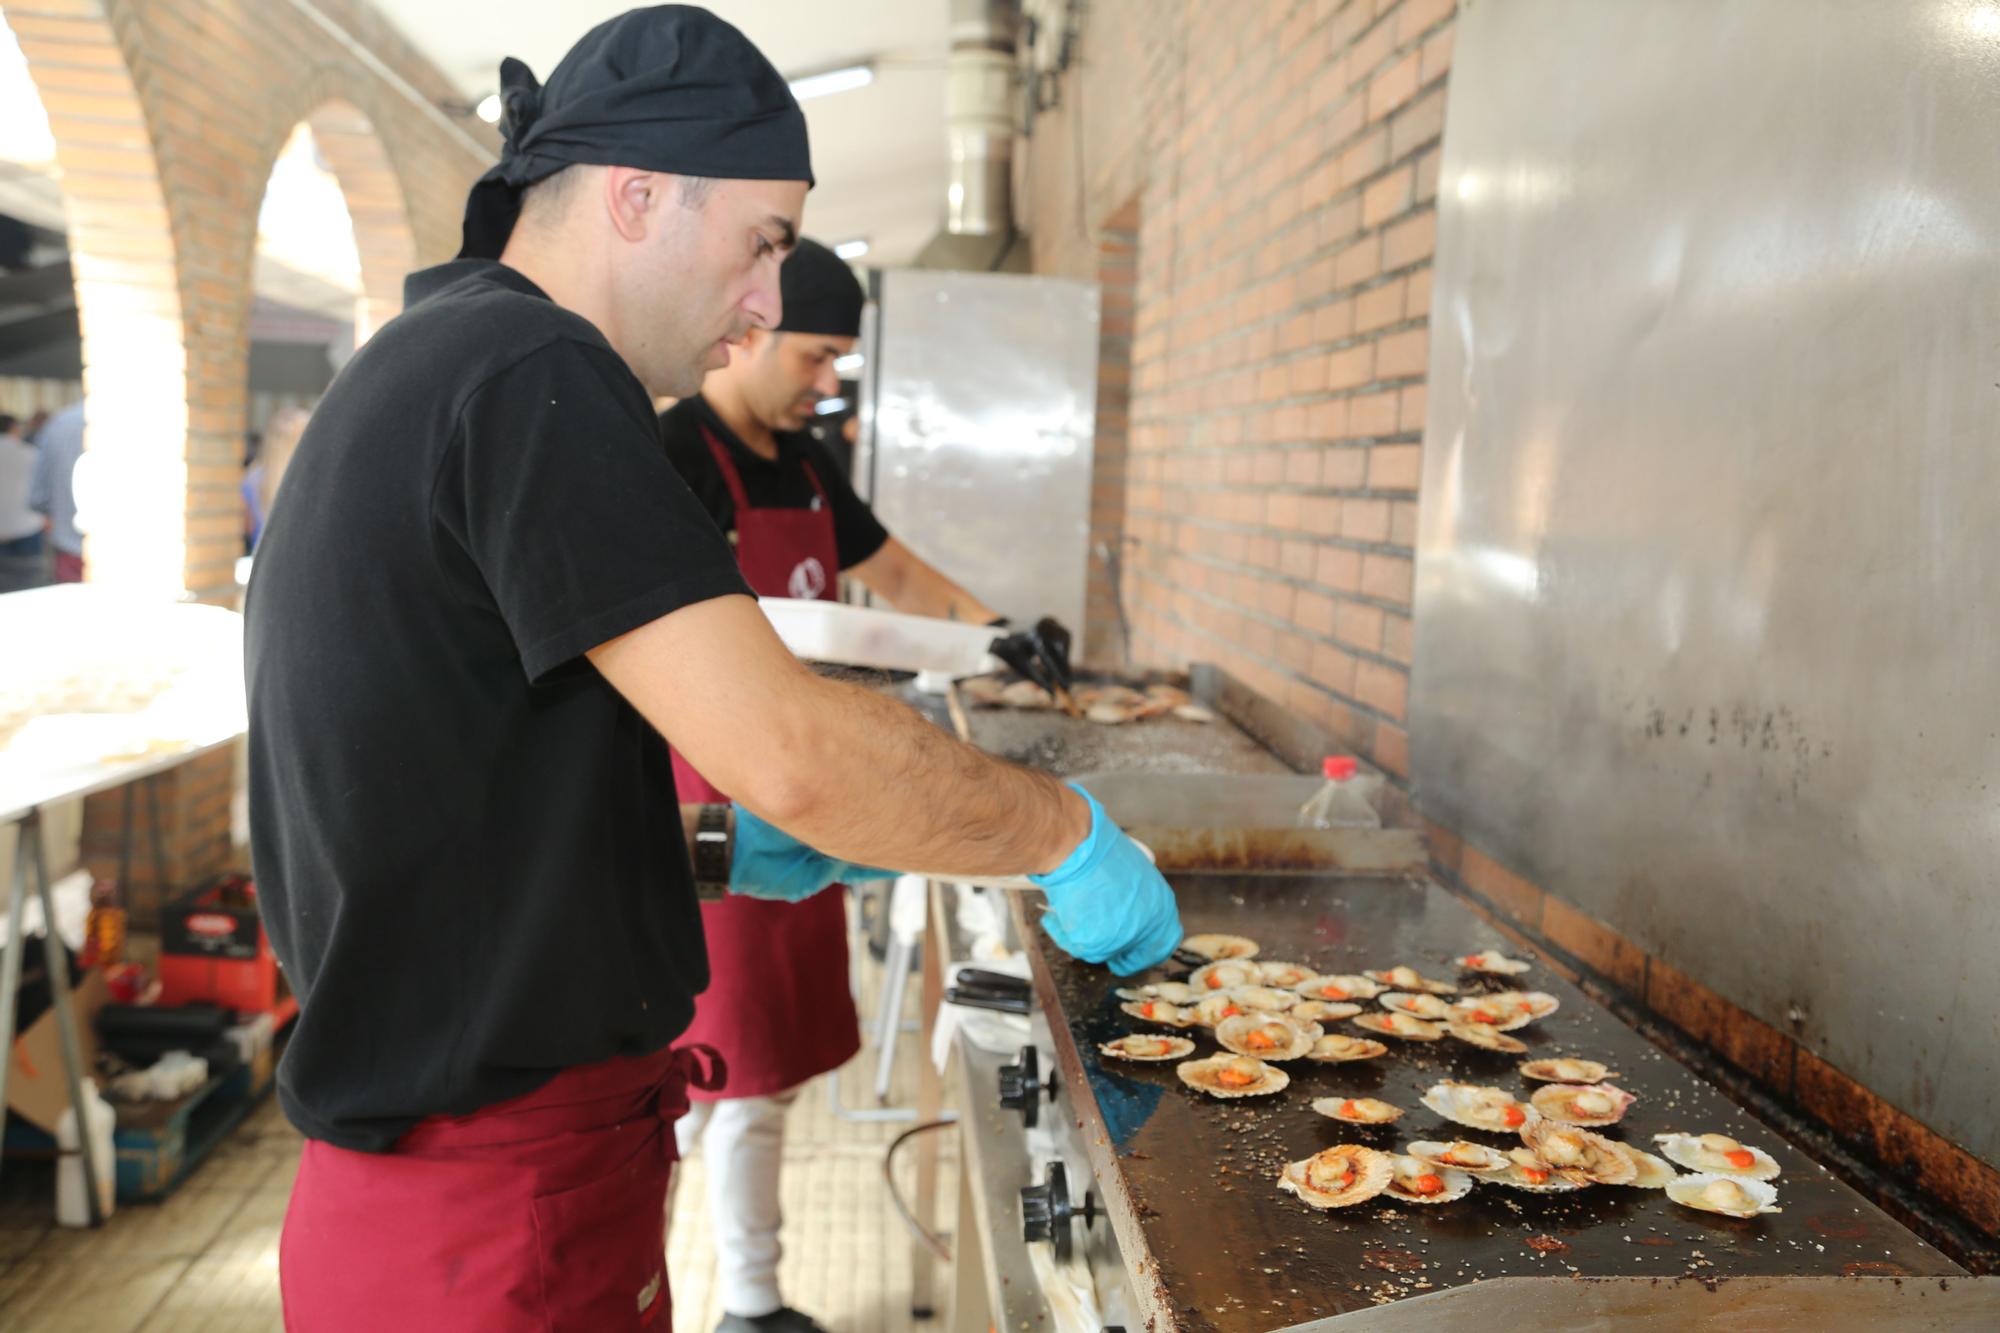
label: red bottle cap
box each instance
[1322,755,1359,780]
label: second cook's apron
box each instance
[672,426,860,1100]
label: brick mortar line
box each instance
[1126,574,1414,685]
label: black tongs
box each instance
[989,616,1078,713]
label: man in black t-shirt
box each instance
[245,10,1179,1331]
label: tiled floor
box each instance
[0,953,955,1332]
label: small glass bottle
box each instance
[1297,756,1383,829]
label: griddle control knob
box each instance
[998,1046,1057,1127]
[1020,1160,1098,1263]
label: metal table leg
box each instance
[910,881,947,1319]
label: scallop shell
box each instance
[1172,703,1217,723]
[1529,1082,1636,1127]
[1180,933,1260,962]
[1085,702,1136,725]
[1291,1000,1363,1023]
[1305,1033,1388,1063]
[1143,683,1191,706]
[1120,999,1197,1028]
[1444,1021,1530,1054]
[1225,984,1301,1013]
[1519,1057,1615,1084]
[1667,1173,1782,1218]
[999,680,1053,709]
[958,675,1007,706]
[1489,1148,1586,1193]
[1215,1013,1321,1061]
[1116,982,1203,1006]
[1100,1034,1196,1062]
[1188,960,1262,993]
[1444,999,1534,1032]
[1177,1054,1290,1099]
[1255,961,1317,988]
[1382,1155,1476,1204]
[1294,974,1385,1002]
[1278,1145,1394,1210]
[1190,993,1254,1027]
[1366,965,1459,994]
[1612,1142,1681,1189]
[1353,1011,1444,1042]
[1522,1119,1638,1186]
[1311,1096,1404,1125]
[1455,949,1532,975]
[1405,1139,1512,1175]
[1419,1080,1539,1133]
[1378,991,1454,1021]
[1652,1133,1782,1181]
[1475,990,1560,1024]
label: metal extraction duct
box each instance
[914,0,1030,272]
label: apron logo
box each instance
[637,1269,663,1320]
[788,556,827,600]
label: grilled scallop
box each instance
[1180,933,1260,962]
[1188,960,1262,992]
[1519,1057,1614,1084]
[1190,992,1253,1028]
[1354,1011,1444,1042]
[1255,961,1318,989]
[1652,1132,1781,1181]
[1529,1082,1636,1128]
[999,680,1054,709]
[1420,1080,1537,1132]
[1378,991,1454,1021]
[1116,981,1202,1006]
[1366,964,1459,994]
[1291,1000,1363,1023]
[1215,1013,1320,1061]
[1279,1145,1393,1210]
[1382,1154,1475,1204]
[1468,990,1560,1025]
[1172,703,1217,723]
[1490,1146,1585,1192]
[1120,998,1198,1028]
[1294,973,1385,1003]
[1178,1054,1290,1099]
[1305,1033,1388,1063]
[1225,984,1302,1013]
[1667,1173,1782,1217]
[1100,1034,1196,1062]
[1405,1139,1512,1175]
[1522,1119,1638,1186]
[1443,1021,1529,1054]
[1611,1142,1681,1189]
[1456,949,1532,975]
[1312,1096,1403,1125]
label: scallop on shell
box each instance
[1444,998,1533,1032]
[1294,974,1384,1002]
[1354,1011,1445,1042]
[1366,965,1458,994]
[1382,1154,1476,1204]
[1120,999,1197,1028]
[1180,933,1260,962]
[1279,1145,1394,1210]
[1475,990,1561,1024]
[1519,1057,1614,1084]
[1100,1034,1196,1062]
[1529,1082,1636,1127]
[1444,1021,1529,1054]
[1419,1080,1538,1133]
[1172,703,1217,724]
[1305,1033,1388,1063]
[1652,1132,1781,1181]
[1215,1013,1321,1061]
[1190,993,1253,1027]
[1311,1096,1403,1125]
[1255,961,1318,989]
[1405,1139,1512,1175]
[1178,1054,1290,1099]
[1667,1173,1782,1218]
[1521,1119,1638,1186]
[1378,991,1454,1021]
[1612,1142,1681,1189]
[1116,981,1202,1006]
[1456,949,1532,975]
[1291,1000,1363,1023]
[999,680,1054,709]
[1188,959,1262,992]
[1489,1147,1585,1193]
[1226,984,1302,1013]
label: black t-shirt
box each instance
[245,260,751,1152]
[658,395,889,570]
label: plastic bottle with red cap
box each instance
[1298,755,1383,828]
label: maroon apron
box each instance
[672,425,860,1101]
[281,1045,725,1331]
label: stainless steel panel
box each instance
[1413,1,2000,1161]
[856,269,1098,635]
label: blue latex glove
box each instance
[1030,783,1183,975]
[729,807,900,902]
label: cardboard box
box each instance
[5,967,108,1135]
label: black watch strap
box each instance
[694,804,731,896]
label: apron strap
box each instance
[797,458,831,511]
[699,424,754,512]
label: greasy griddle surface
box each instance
[1033,874,1958,1331]
[963,707,1294,780]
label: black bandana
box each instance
[459,5,813,259]
[776,239,865,338]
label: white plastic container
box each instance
[55,1078,116,1226]
[1297,756,1383,829]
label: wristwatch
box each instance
[693,804,732,897]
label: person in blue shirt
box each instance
[28,399,84,582]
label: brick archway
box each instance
[3,5,191,595]
[302,98,420,346]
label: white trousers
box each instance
[672,1090,797,1319]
